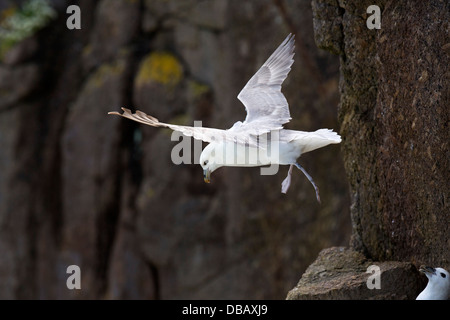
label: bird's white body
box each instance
[416,267,450,300]
[201,138,298,168]
[202,128,341,168]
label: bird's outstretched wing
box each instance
[109,34,296,146]
[108,108,255,145]
[234,33,295,134]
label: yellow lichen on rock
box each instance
[87,60,125,89]
[135,52,183,89]
[188,80,210,99]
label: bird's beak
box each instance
[419,266,436,276]
[203,169,211,183]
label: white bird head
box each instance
[199,143,223,183]
[416,266,450,300]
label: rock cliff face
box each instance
[287,247,426,299]
[288,0,449,299]
[0,0,350,299]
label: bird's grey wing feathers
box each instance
[109,108,258,146]
[110,35,296,146]
[236,33,295,134]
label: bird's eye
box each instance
[440,273,446,278]
[203,160,208,166]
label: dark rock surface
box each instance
[287,0,448,300]
[287,247,426,299]
[319,0,449,265]
[0,0,350,299]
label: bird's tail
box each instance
[296,129,341,154]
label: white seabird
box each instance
[416,266,450,300]
[109,34,341,202]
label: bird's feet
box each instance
[281,163,321,203]
[294,162,320,203]
[281,164,294,194]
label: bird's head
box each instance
[419,266,450,294]
[200,143,223,183]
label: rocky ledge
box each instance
[287,247,426,300]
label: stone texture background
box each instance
[287,247,427,300]
[2,0,446,301]
[0,0,350,299]
[311,0,449,265]
[288,0,449,299]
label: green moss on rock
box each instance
[0,0,56,60]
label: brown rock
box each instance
[83,0,140,71]
[0,64,40,108]
[0,0,350,299]
[287,247,426,299]
[312,0,449,264]
[289,0,449,300]
[2,37,38,66]
[60,58,126,298]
